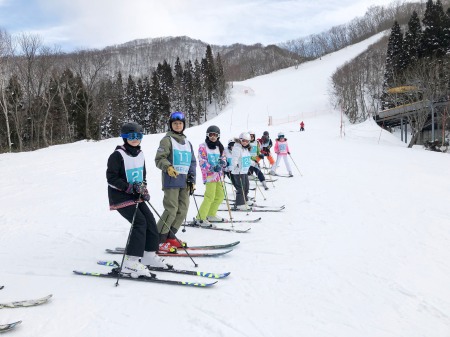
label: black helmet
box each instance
[263,131,269,136]
[206,125,220,138]
[121,122,144,142]
[169,111,186,132]
[121,122,143,135]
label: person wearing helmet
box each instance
[270,132,293,177]
[223,138,235,184]
[106,122,168,277]
[256,131,275,168]
[248,131,269,190]
[231,132,253,210]
[195,125,228,225]
[155,111,197,250]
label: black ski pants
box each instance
[248,165,265,182]
[117,202,159,257]
[232,173,249,206]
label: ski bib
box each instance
[278,142,288,154]
[241,154,251,172]
[206,147,220,166]
[249,141,258,156]
[116,148,145,183]
[171,137,192,175]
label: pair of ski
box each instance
[0,294,53,333]
[107,240,239,257]
[218,205,285,212]
[181,216,260,233]
[73,259,231,288]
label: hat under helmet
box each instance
[206,125,220,138]
[239,132,251,141]
[169,111,186,132]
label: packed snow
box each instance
[2,32,450,337]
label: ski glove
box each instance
[218,159,227,167]
[167,165,179,178]
[125,182,145,194]
[187,182,196,196]
[134,182,147,194]
[213,164,222,172]
[142,190,150,202]
[288,152,290,155]
[258,154,264,159]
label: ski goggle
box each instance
[278,135,285,138]
[121,132,144,140]
[207,132,219,138]
[170,111,185,121]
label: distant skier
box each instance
[106,122,167,277]
[270,132,293,177]
[155,111,197,250]
[196,125,227,225]
[300,121,305,131]
[256,131,275,168]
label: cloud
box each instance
[3,0,402,51]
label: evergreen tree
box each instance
[204,45,217,104]
[403,11,422,68]
[382,21,404,109]
[149,70,164,133]
[183,60,194,127]
[420,0,447,58]
[192,59,204,125]
[140,76,151,133]
[125,75,138,122]
[172,57,184,112]
[214,52,227,109]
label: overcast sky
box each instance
[0,0,405,51]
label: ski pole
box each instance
[220,174,234,229]
[146,201,198,268]
[255,180,267,200]
[191,193,204,224]
[116,194,141,287]
[288,153,303,176]
[261,159,275,188]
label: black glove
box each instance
[258,154,264,159]
[288,152,290,155]
[219,159,227,167]
[187,173,195,184]
[187,182,196,196]
[213,165,222,172]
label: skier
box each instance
[256,131,275,168]
[223,138,235,184]
[195,125,227,225]
[155,111,197,250]
[106,122,166,277]
[270,132,293,177]
[231,132,253,210]
[300,121,305,131]
[248,131,269,190]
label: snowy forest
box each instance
[0,41,227,153]
[331,0,450,147]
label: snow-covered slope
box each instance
[2,32,450,337]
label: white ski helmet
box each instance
[239,132,251,141]
[277,132,285,139]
